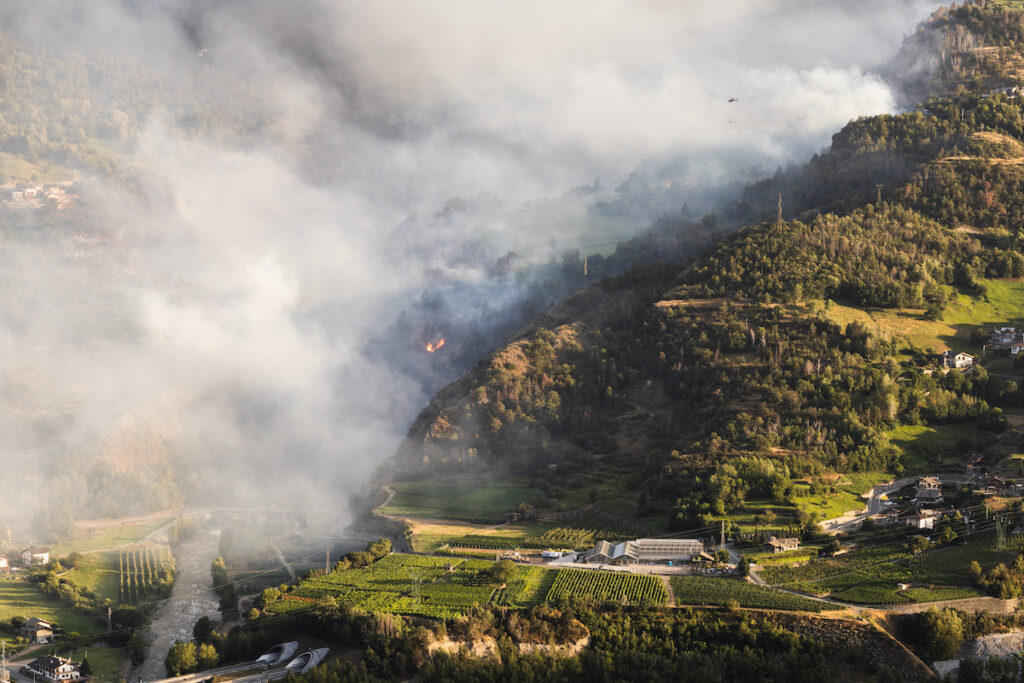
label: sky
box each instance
[0,0,945,530]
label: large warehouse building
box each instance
[578,538,705,565]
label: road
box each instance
[820,474,974,535]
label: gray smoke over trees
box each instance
[0,0,942,538]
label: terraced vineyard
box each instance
[670,576,842,612]
[546,569,667,604]
[448,527,629,551]
[757,534,1016,605]
[273,554,502,619]
[493,566,557,607]
[117,545,174,604]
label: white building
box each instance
[24,656,80,682]
[766,536,800,553]
[905,510,939,530]
[579,538,704,565]
[916,476,943,501]
[939,350,975,369]
[21,546,50,566]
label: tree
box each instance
[192,615,213,645]
[127,631,147,666]
[79,658,91,677]
[737,556,750,577]
[918,607,964,661]
[482,560,516,585]
[196,643,219,670]
[258,587,281,610]
[165,641,198,677]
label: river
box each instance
[134,528,222,682]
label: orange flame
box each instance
[425,337,446,353]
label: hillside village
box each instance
[1,183,76,211]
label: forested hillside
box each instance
[380,2,1024,532]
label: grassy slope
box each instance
[380,476,544,523]
[0,152,75,184]
[820,278,1024,355]
[0,578,103,636]
[66,552,120,603]
[50,515,175,556]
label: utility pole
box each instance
[876,184,883,205]
[325,546,330,574]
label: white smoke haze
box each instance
[0,0,945,533]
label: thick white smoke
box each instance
[0,0,944,531]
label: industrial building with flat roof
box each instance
[578,538,704,565]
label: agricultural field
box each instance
[448,527,629,551]
[670,576,842,612]
[272,553,510,619]
[380,475,543,523]
[539,508,656,537]
[545,569,667,605]
[50,515,177,556]
[743,547,819,567]
[65,646,127,683]
[758,532,1024,605]
[66,552,120,603]
[117,545,174,604]
[0,578,104,637]
[493,566,558,608]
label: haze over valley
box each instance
[0,0,942,530]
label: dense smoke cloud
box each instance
[0,0,943,532]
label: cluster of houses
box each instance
[928,323,1024,371]
[4,183,74,211]
[867,475,1024,531]
[989,326,1024,355]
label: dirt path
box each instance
[662,575,675,606]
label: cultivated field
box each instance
[546,569,667,605]
[380,476,543,523]
[272,553,507,619]
[670,576,842,612]
[758,531,1024,605]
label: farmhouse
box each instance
[23,656,81,682]
[20,618,54,644]
[0,555,7,572]
[578,538,704,565]
[21,546,50,566]
[991,327,1019,345]
[939,350,975,369]
[873,509,902,526]
[766,536,800,553]
[904,510,940,530]
[915,476,943,501]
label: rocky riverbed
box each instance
[134,529,222,682]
